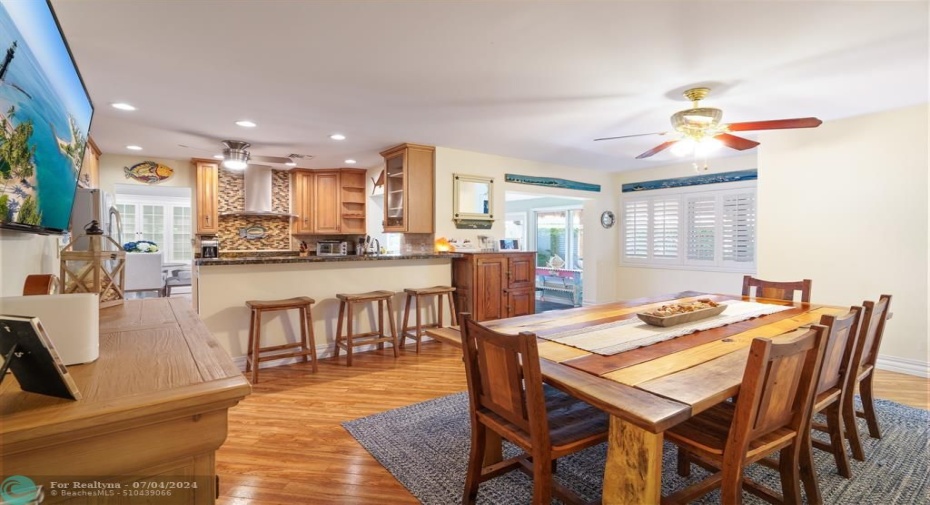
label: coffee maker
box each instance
[201,239,219,259]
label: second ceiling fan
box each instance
[595,87,822,159]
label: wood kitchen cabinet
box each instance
[79,137,100,188]
[194,159,219,234]
[313,170,340,233]
[379,143,434,233]
[340,169,367,234]
[291,168,367,235]
[292,170,314,234]
[452,252,537,322]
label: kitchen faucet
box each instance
[372,238,381,255]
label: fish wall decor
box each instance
[124,161,174,184]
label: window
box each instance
[535,208,583,270]
[620,181,756,272]
[504,212,527,246]
[116,194,193,264]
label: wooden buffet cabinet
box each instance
[291,168,367,235]
[452,252,537,321]
[0,298,251,504]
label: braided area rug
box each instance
[344,393,929,504]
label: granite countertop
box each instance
[195,252,462,266]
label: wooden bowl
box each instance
[637,304,727,327]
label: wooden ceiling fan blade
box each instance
[714,133,760,151]
[636,140,678,159]
[726,117,822,132]
[594,131,667,142]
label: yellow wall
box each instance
[757,104,928,370]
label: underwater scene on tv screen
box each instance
[0,0,92,233]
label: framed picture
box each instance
[499,239,520,251]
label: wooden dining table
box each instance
[427,290,847,505]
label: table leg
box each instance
[602,416,664,505]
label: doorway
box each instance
[504,192,586,313]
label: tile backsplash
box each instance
[218,215,291,251]
[215,168,292,251]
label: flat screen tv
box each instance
[0,0,93,234]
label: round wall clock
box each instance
[600,210,616,229]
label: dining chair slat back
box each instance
[472,324,533,431]
[742,275,812,303]
[855,296,891,369]
[746,332,825,438]
[817,307,863,397]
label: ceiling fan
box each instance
[217,140,295,170]
[594,87,822,159]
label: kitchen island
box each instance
[195,253,460,363]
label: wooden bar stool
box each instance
[334,290,399,366]
[401,286,457,353]
[245,296,318,383]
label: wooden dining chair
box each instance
[460,313,608,505]
[844,295,892,461]
[666,326,827,505]
[23,274,59,295]
[742,275,812,303]
[796,306,862,500]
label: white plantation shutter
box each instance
[686,196,716,262]
[722,192,756,263]
[620,181,756,271]
[623,199,649,258]
[652,199,679,258]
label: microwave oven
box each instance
[317,241,347,256]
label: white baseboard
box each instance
[875,355,930,378]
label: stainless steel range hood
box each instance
[219,165,295,217]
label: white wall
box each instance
[612,154,758,299]
[435,147,617,304]
[0,231,61,296]
[758,104,928,371]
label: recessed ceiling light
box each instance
[329,133,346,141]
[344,159,357,164]
[213,154,224,160]
[285,161,296,167]
[111,102,136,111]
[126,145,142,151]
[235,120,257,128]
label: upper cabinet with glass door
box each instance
[379,143,435,233]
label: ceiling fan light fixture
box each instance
[221,140,251,170]
[222,149,250,170]
[695,137,723,156]
[672,107,723,131]
[671,138,696,156]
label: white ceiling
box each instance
[50,1,928,172]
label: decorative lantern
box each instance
[60,220,126,307]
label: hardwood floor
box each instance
[216,343,928,504]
